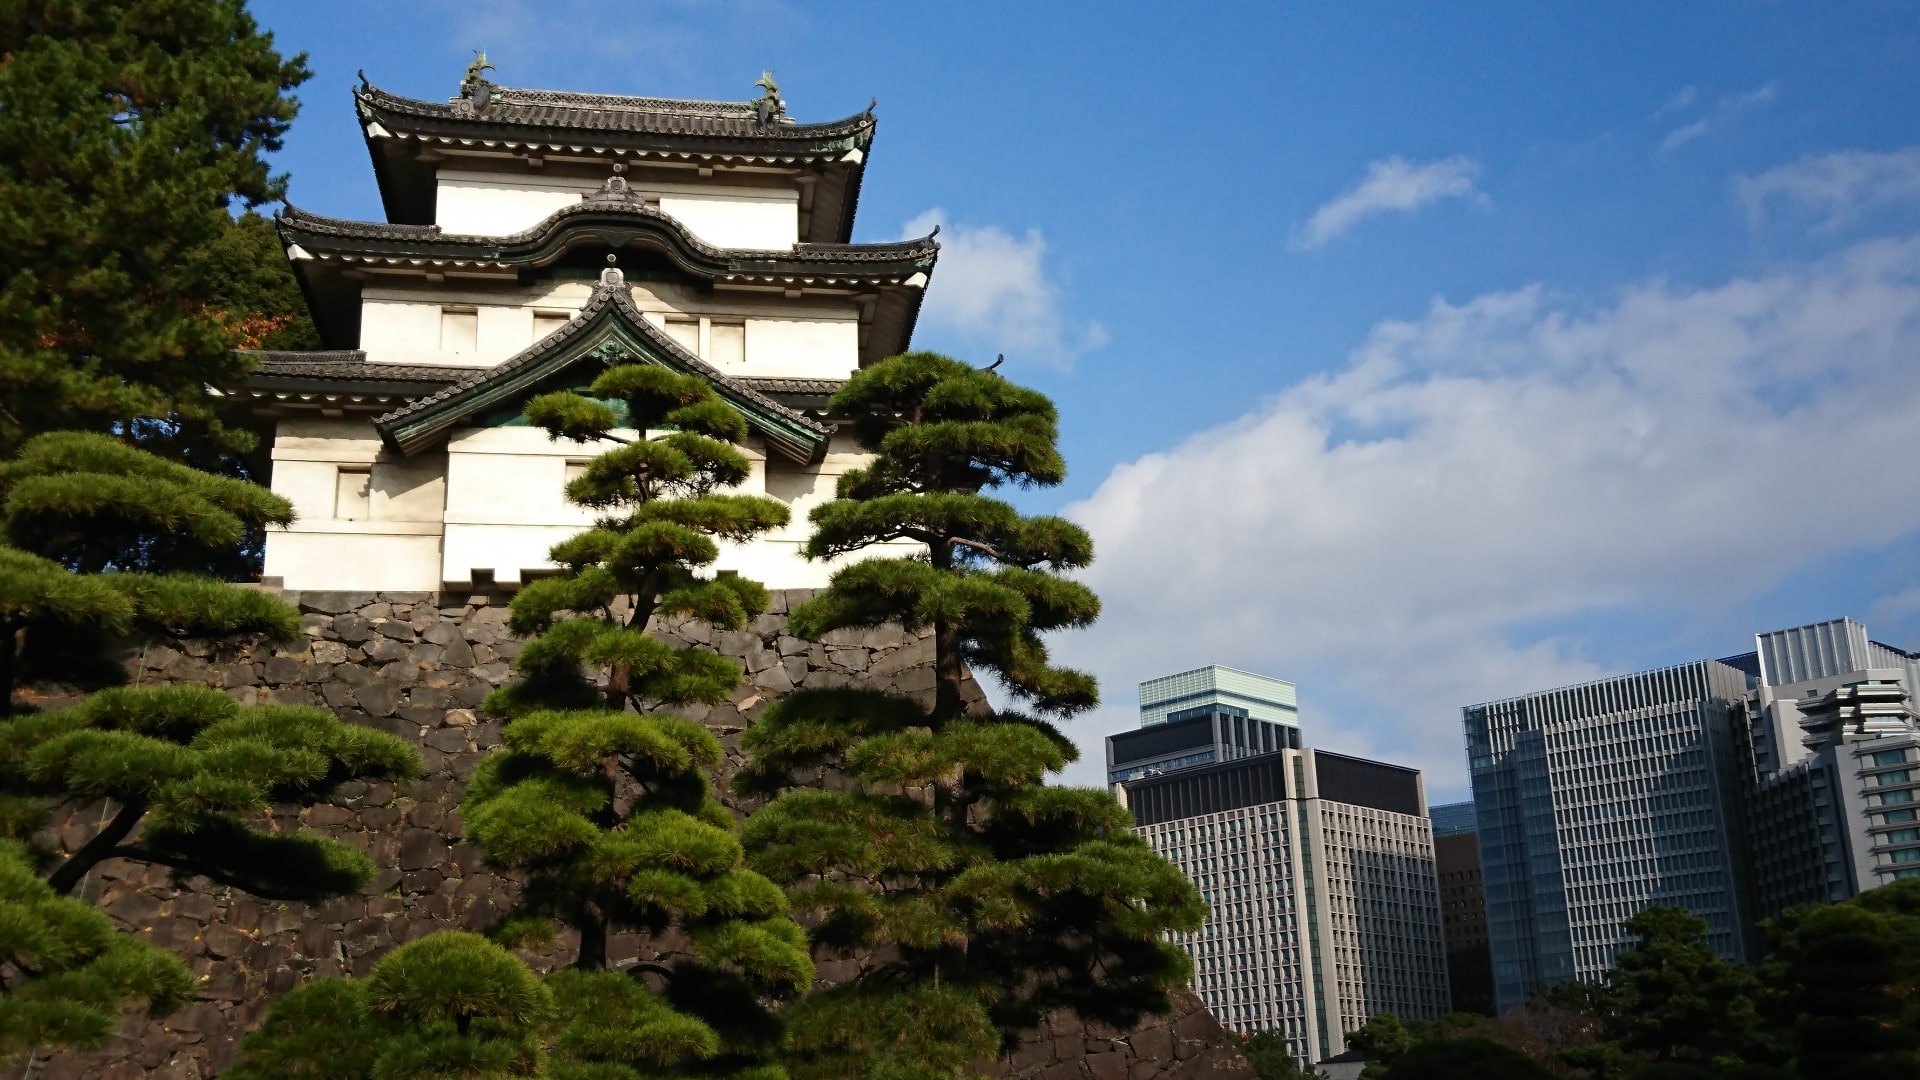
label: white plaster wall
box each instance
[262,418,448,591]
[266,419,903,592]
[655,194,796,250]
[357,282,858,378]
[441,425,699,587]
[435,169,798,249]
[745,318,860,379]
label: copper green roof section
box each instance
[371,273,833,464]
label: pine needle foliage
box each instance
[0,839,193,1058]
[461,364,810,1077]
[0,0,310,456]
[0,431,418,1058]
[226,931,555,1080]
[0,431,299,711]
[734,353,1206,1080]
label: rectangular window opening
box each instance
[440,307,478,353]
[335,466,372,521]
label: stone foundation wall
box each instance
[15,589,1251,1080]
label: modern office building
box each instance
[1428,800,1494,1015]
[1108,702,1301,784]
[1428,800,1478,838]
[1116,674,1446,1064]
[1463,660,1755,1012]
[1746,619,1920,916]
[1463,616,1920,1010]
[1139,665,1300,727]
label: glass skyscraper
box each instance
[1463,660,1755,1012]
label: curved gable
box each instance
[372,271,832,464]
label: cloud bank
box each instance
[904,209,1107,366]
[1056,235,1920,793]
[1293,156,1484,250]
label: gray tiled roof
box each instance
[356,82,875,144]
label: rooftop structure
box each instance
[239,61,937,593]
[1140,666,1299,727]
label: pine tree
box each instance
[0,0,310,457]
[734,352,1206,1079]
[1,430,300,710]
[459,364,812,1077]
[225,931,555,1080]
[0,839,193,1057]
[0,432,422,1056]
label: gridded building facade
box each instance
[1464,660,1755,1012]
[1125,748,1447,1064]
[1428,801,1495,1016]
[1108,706,1301,785]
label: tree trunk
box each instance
[933,620,966,723]
[0,621,16,718]
[575,904,608,970]
[47,799,145,895]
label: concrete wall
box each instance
[16,590,1253,1080]
[434,168,800,250]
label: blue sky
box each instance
[253,1,1920,796]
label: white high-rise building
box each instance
[1113,676,1447,1065]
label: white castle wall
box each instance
[358,282,859,379]
[434,168,799,250]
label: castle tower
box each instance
[238,61,937,592]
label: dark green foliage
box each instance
[0,428,415,1060]
[1379,1037,1553,1080]
[1608,908,1766,1069]
[463,363,806,1077]
[1759,877,1920,1080]
[192,209,321,351]
[226,932,554,1080]
[736,353,1205,1079]
[0,0,310,456]
[0,683,419,897]
[1347,882,1920,1079]
[0,839,192,1057]
[0,431,299,712]
[1242,1028,1317,1080]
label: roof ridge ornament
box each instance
[753,70,785,125]
[454,50,497,117]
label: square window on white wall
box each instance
[709,321,745,366]
[532,310,570,341]
[440,307,478,353]
[663,316,699,355]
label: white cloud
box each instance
[1661,80,1779,150]
[904,209,1107,367]
[1054,235,1920,794]
[1292,156,1484,250]
[1737,147,1920,230]
[1652,85,1697,120]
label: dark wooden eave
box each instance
[278,190,935,366]
[369,274,835,464]
[232,352,842,417]
[354,80,874,242]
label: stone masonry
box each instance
[12,589,1253,1080]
